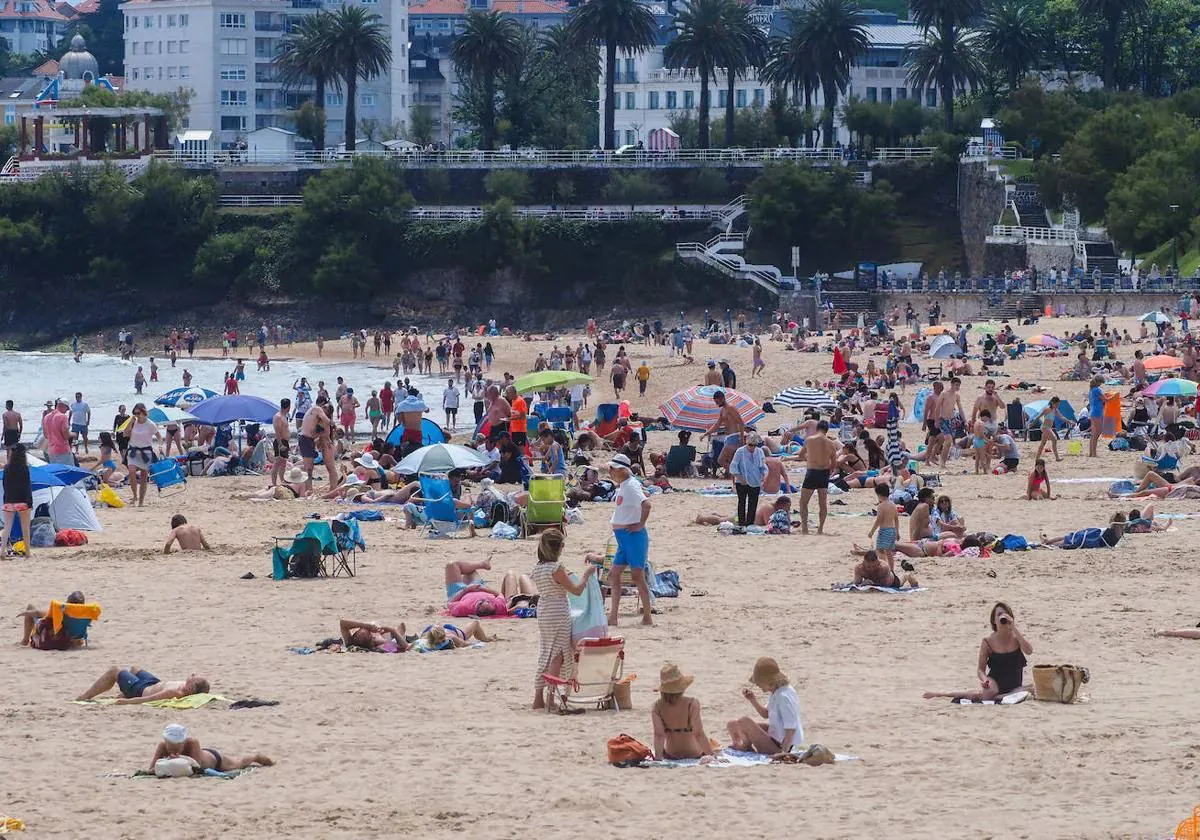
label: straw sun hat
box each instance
[284,466,307,484]
[750,656,789,689]
[656,663,694,694]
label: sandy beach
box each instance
[3,314,1199,839]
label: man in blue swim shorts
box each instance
[607,454,653,627]
[75,666,210,705]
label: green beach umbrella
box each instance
[972,324,999,335]
[511,370,593,394]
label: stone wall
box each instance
[983,241,1026,277]
[1026,242,1076,273]
[957,161,1008,276]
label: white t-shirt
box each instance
[611,476,647,526]
[443,387,460,409]
[69,401,90,426]
[570,384,586,404]
[128,419,158,448]
[767,684,803,745]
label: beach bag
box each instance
[54,529,88,547]
[97,484,125,508]
[1032,664,1090,703]
[1062,528,1103,550]
[607,734,652,766]
[29,517,56,548]
[650,570,682,598]
[1000,534,1028,552]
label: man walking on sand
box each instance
[799,420,836,534]
[704,390,745,479]
[3,400,22,451]
[607,454,653,627]
[271,398,291,486]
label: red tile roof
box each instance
[33,57,59,75]
[73,0,99,12]
[0,0,70,20]
[410,0,569,15]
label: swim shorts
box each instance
[446,580,483,600]
[876,526,897,550]
[802,468,830,490]
[939,419,952,435]
[273,439,290,459]
[117,669,161,698]
[297,435,317,459]
[2,429,18,446]
[612,527,649,569]
[71,424,88,436]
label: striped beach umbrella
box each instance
[147,406,197,424]
[155,386,217,407]
[1142,378,1198,398]
[1026,334,1063,349]
[772,386,837,411]
[660,385,765,432]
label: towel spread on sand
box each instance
[651,749,859,769]
[956,689,1029,706]
[830,583,925,594]
[73,693,229,709]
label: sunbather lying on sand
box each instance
[1119,471,1200,499]
[234,466,311,500]
[1125,504,1169,533]
[413,623,494,651]
[76,666,210,704]
[853,550,918,589]
[923,602,1032,702]
[1041,512,1127,548]
[339,619,409,652]
[150,723,273,774]
[1154,626,1200,639]
[444,560,538,614]
[851,537,956,558]
[356,481,420,504]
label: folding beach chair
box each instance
[149,459,187,495]
[241,438,271,475]
[543,636,626,711]
[419,473,474,538]
[521,473,565,537]
[329,519,360,577]
[544,406,576,434]
[271,535,325,579]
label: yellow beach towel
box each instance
[48,600,102,633]
[72,693,229,709]
[0,815,25,833]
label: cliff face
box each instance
[958,162,1008,275]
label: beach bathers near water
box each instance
[273,439,290,459]
[876,526,897,550]
[802,468,831,490]
[298,435,317,459]
[116,669,160,698]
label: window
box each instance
[167,66,177,79]
[180,65,189,79]
[167,40,176,53]
[179,13,188,25]
[753,88,763,106]
[167,14,176,26]
[866,87,877,102]
[926,88,936,107]
[736,89,746,108]
[220,65,246,80]
[220,38,246,55]
[683,90,694,109]
[613,94,621,110]
[179,39,189,53]
[157,67,162,79]
[131,68,139,80]
[625,130,635,145]
[131,17,138,27]
[143,15,153,27]
[624,92,634,109]
[882,87,892,104]
[131,41,139,54]
[221,89,248,106]
[325,92,344,106]
[220,13,246,28]
[648,91,659,110]
[896,87,906,100]
[718,89,727,108]
[360,92,376,106]
[220,115,246,131]
[666,90,676,109]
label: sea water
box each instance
[0,351,448,439]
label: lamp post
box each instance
[1169,204,1180,278]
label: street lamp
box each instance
[1169,204,1180,276]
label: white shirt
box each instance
[611,475,647,527]
[128,419,158,448]
[69,401,90,426]
[767,684,803,745]
[443,386,460,409]
[570,384,586,403]
[470,380,486,401]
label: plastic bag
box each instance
[489,521,519,540]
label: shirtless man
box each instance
[922,382,945,465]
[271,398,291,486]
[909,487,936,541]
[1131,350,1148,389]
[799,420,836,535]
[936,379,964,468]
[75,666,210,704]
[484,385,511,440]
[149,723,273,774]
[703,361,722,386]
[970,379,1006,426]
[163,514,211,554]
[703,390,745,477]
[2,400,22,450]
[853,549,918,589]
[298,402,335,493]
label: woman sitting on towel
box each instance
[923,602,1033,702]
[651,664,714,762]
[726,656,803,755]
[1041,511,1127,549]
[930,495,967,538]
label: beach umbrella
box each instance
[1027,334,1063,349]
[771,387,836,411]
[922,325,952,336]
[1141,312,1172,324]
[1144,355,1184,371]
[1142,379,1198,398]
[972,324,999,335]
[188,394,278,425]
[395,395,428,414]
[0,463,92,492]
[396,443,489,474]
[148,407,196,425]
[660,385,765,432]
[511,370,593,394]
[154,387,217,407]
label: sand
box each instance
[2,315,1198,840]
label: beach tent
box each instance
[647,127,680,151]
[386,418,447,448]
[1023,399,1077,430]
[928,335,960,358]
[35,485,102,531]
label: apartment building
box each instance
[0,0,68,55]
[120,0,410,149]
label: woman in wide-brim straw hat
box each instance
[726,657,804,755]
[651,663,714,762]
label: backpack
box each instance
[607,734,653,767]
[29,517,57,548]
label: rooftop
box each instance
[0,76,44,101]
[0,0,70,20]
[409,0,569,16]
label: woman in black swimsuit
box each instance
[922,602,1033,702]
[650,664,714,761]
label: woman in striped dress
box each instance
[531,529,596,711]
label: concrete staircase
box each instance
[1011,187,1046,228]
[979,292,1042,321]
[675,195,793,294]
[1082,241,1118,278]
[824,289,878,321]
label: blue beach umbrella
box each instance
[155,387,217,407]
[188,395,278,425]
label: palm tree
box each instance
[908,0,985,132]
[720,0,766,148]
[663,0,730,149]
[1077,0,1147,90]
[324,5,391,151]
[276,13,337,151]
[978,1,1042,92]
[451,11,523,150]
[761,11,821,146]
[788,0,868,148]
[569,0,658,150]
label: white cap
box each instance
[163,723,187,744]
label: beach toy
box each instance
[97,484,125,508]
[1066,441,1083,456]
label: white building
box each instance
[0,0,68,55]
[602,22,949,148]
[120,0,411,150]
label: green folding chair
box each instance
[521,473,565,537]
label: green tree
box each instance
[978,0,1042,92]
[325,6,391,151]
[424,168,450,205]
[719,0,767,148]
[890,97,929,141]
[1105,134,1199,252]
[50,0,125,76]
[293,101,325,148]
[568,0,658,150]
[996,81,1089,157]
[484,169,532,203]
[761,11,821,147]
[1077,0,1146,90]
[276,13,336,151]
[451,11,523,150]
[789,0,869,148]
[409,104,435,146]
[664,0,739,149]
[907,0,986,132]
[602,171,667,210]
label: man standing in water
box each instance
[271,398,291,486]
[798,420,836,535]
[3,401,22,450]
[69,392,91,454]
[42,399,72,465]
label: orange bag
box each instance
[54,529,88,547]
[607,734,652,766]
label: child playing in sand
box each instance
[163,515,211,554]
[1026,459,1054,500]
[726,657,802,755]
[149,723,273,774]
[765,496,793,534]
[867,484,899,569]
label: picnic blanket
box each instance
[651,747,859,769]
[830,583,925,594]
[73,693,229,709]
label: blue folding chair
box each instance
[149,459,187,495]
[418,473,474,538]
[544,406,575,434]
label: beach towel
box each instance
[341,509,385,522]
[569,575,608,643]
[829,583,924,594]
[72,693,229,709]
[955,689,1029,706]
[650,748,859,769]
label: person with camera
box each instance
[922,602,1033,702]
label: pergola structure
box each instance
[18,107,169,157]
